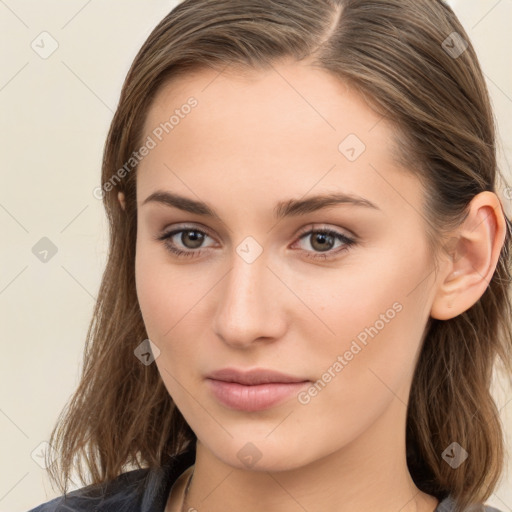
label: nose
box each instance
[212,245,287,349]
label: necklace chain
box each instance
[177,469,440,512]
[180,468,194,512]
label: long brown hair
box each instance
[46,1,512,510]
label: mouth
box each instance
[205,367,310,411]
[206,367,308,385]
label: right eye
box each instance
[156,227,216,259]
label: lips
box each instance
[205,367,310,411]
[206,367,308,385]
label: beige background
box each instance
[1,1,511,511]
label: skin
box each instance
[124,58,506,512]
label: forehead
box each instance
[143,61,385,139]
[136,61,422,217]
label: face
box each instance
[134,59,440,472]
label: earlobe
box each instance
[430,191,507,321]
[118,191,126,211]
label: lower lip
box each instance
[206,379,309,412]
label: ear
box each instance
[118,191,126,211]
[430,191,507,320]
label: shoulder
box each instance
[26,466,150,512]
[26,448,196,512]
[436,495,505,512]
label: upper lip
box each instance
[207,367,309,385]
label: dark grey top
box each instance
[27,446,504,512]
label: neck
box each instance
[182,396,439,512]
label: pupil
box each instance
[184,230,204,248]
[313,233,333,252]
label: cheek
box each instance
[295,297,426,450]
[135,249,202,403]
[135,245,192,347]
[305,245,432,398]
[135,249,167,339]
[134,241,218,390]
[310,245,430,344]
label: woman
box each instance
[28,0,512,511]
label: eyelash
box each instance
[155,225,357,261]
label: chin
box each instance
[203,434,317,472]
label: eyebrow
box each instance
[141,190,381,219]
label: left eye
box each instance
[156,226,356,261]
[293,228,356,259]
